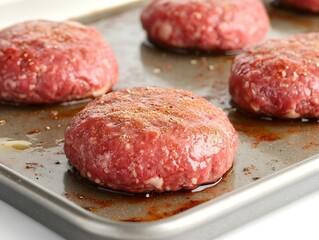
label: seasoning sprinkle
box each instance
[190,59,198,65]
[208,65,215,71]
[51,111,58,116]
[153,68,161,74]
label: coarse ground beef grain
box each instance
[140,0,270,52]
[64,87,238,193]
[279,0,319,13]
[229,32,319,119]
[0,20,118,104]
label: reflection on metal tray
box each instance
[1,1,319,239]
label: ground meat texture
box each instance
[229,33,319,119]
[279,0,319,13]
[64,87,238,193]
[140,0,270,52]
[0,20,118,104]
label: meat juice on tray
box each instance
[279,0,319,13]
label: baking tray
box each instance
[1,1,319,239]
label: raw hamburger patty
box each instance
[279,0,319,13]
[64,87,238,193]
[140,0,270,52]
[0,20,118,104]
[229,33,319,119]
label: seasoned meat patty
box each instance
[229,33,319,119]
[141,0,270,52]
[64,87,238,193]
[0,20,118,104]
[279,0,319,13]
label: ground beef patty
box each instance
[64,87,238,193]
[279,0,319,13]
[0,20,118,104]
[141,0,270,52]
[229,32,319,119]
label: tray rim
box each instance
[1,153,319,240]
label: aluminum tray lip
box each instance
[1,153,319,240]
[71,0,147,25]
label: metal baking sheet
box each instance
[1,1,319,239]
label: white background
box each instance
[0,0,318,239]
